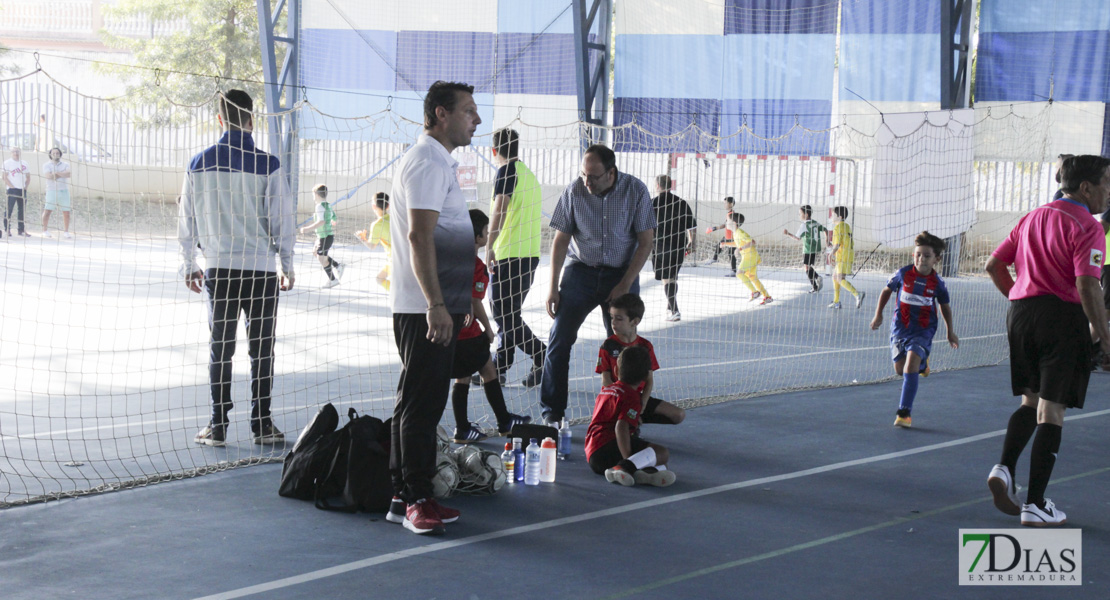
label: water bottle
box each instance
[558,420,571,460]
[501,442,515,485]
[540,437,557,483]
[524,438,541,485]
[512,438,525,482]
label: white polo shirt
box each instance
[4,159,29,189]
[43,160,71,193]
[389,133,476,315]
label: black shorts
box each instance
[587,436,652,474]
[1101,265,1110,310]
[1007,295,1092,408]
[803,252,818,267]
[450,334,491,378]
[652,247,686,280]
[313,235,334,256]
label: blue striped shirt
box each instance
[549,171,656,268]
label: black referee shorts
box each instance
[1007,295,1092,408]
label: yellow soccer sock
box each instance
[840,278,858,297]
[833,278,841,303]
[736,271,756,293]
[750,271,769,297]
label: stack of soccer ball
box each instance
[431,426,507,498]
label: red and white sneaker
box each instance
[604,464,636,486]
[403,499,445,535]
[385,496,406,524]
[760,296,773,305]
[426,497,460,524]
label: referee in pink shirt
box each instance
[985,155,1110,527]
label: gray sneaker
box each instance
[194,423,227,447]
[253,422,285,445]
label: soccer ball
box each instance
[431,452,460,498]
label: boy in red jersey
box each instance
[596,293,686,426]
[870,231,959,428]
[585,345,675,487]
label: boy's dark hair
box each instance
[833,206,849,220]
[616,346,651,386]
[219,89,253,130]
[656,174,672,191]
[1059,155,1110,194]
[469,208,489,239]
[800,204,812,218]
[723,196,735,206]
[1056,153,1075,183]
[914,231,946,255]
[492,128,519,160]
[374,191,389,210]
[728,212,745,226]
[585,144,617,174]
[610,293,645,322]
[313,183,327,198]
[424,81,474,130]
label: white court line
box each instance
[192,407,1110,600]
[4,333,1006,439]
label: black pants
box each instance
[391,312,466,502]
[204,269,279,432]
[5,188,26,234]
[491,257,546,372]
[712,244,736,272]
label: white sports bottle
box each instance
[539,437,557,482]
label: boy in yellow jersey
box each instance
[356,192,391,290]
[723,212,772,305]
[828,206,864,309]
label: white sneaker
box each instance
[63,232,73,239]
[987,464,1021,516]
[335,263,345,279]
[815,276,823,291]
[855,291,866,309]
[665,310,681,322]
[633,467,676,487]
[828,301,842,309]
[42,231,52,238]
[1021,498,1067,527]
[322,278,340,289]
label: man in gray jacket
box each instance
[178,89,296,446]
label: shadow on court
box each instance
[1,363,1108,600]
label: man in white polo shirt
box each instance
[385,81,480,536]
[4,147,31,238]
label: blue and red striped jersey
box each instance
[885,265,950,339]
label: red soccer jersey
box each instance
[596,334,660,393]
[585,381,642,461]
[457,256,490,341]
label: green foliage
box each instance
[97,0,286,127]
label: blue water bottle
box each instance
[558,420,571,460]
[512,437,525,482]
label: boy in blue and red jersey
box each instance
[870,231,959,428]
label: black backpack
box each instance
[279,404,393,513]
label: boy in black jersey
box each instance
[596,293,686,426]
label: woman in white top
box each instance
[42,147,73,238]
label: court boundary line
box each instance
[192,408,1110,600]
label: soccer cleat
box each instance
[322,278,340,289]
[403,499,445,535]
[522,365,543,388]
[335,263,345,279]
[724,272,737,278]
[194,423,227,447]
[426,497,460,524]
[760,296,773,305]
[604,465,636,486]
[987,464,1022,516]
[815,276,824,291]
[855,291,866,309]
[893,410,912,428]
[828,301,842,309]
[806,288,818,294]
[253,422,285,445]
[633,467,677,487]
[1021,499,1067,527]
[385,496,406,524]
[665,310,681,322]
[749,291,761,302]
[42,231,52,238]
[498,414,532,436]
[62,232,73,239]
[452,423,488,444]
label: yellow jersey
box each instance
[833,221,853,262]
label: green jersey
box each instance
[315,201,335,238]
[795,219,826,254]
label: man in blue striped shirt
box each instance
[540,144,656,423]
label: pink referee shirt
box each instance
[992,197,1106,304]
